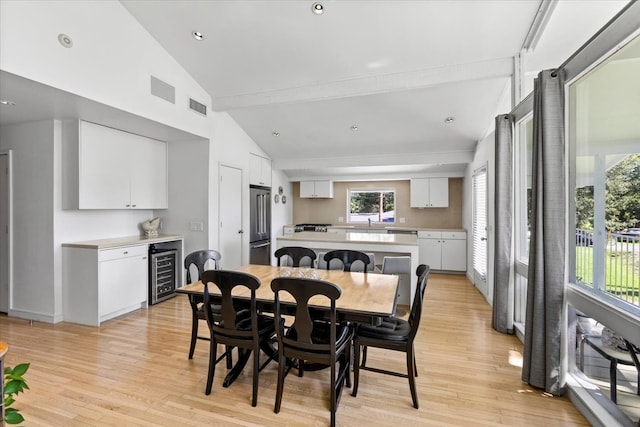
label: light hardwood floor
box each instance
[0,273,589,426]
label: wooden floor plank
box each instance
[0,273,588,425]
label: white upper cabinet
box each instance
[300,180,334,198]
[249,153,272,187]
[410,178,448,208]
[64,120,168,210]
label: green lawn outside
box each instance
[575,244,639,305]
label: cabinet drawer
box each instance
[417,231,442,239]
[99,245,148,262]
[442,232,466,240]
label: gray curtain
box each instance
[521,69,566,395]
[492,114,515,334]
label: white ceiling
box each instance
[1,0,631,181]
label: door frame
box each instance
[0,150,13,313]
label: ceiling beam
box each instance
[273,150,475,172]
[213,57,513,111]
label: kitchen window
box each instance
[348,190,395,224]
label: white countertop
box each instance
[284,224,466,233]
[62,234,184,249]
[278,231,417,246]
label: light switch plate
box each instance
[338,216,344,223]
[399,217,406,223]
[189,221,204,231]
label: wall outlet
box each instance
[189,221,204,231]
[399,217,406,223]
[338,216,344,223]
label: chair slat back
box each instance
[275,246,317,267]
[407,265,430,341]
[184,250,221,283]
[323,250,371,272]
[201,270,260,340]
[271,277,341,352]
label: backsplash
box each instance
[291,178,463,229]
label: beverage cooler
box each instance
[148,244,178,304]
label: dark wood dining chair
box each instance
[271,277,353,427]
[184,250,223,360]
[274,246,317,267]
[323,249,371,272]
[351,264,430,409]
[201,270,277,406]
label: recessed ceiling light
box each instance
[57,33,73,48]
[311,2,324,15]
[272,131,280,137]
[444,117,455,123]
[0,100,16,106]
[192,31,204,41]
[350,125,358,131]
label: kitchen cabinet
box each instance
[417,231,466,271]
[300,180,334,198]
[250,153,272,187]
[63,244,148,326]
[410,178,448,208]
[63,120,168,210]
[99,246,148,318]
[62,235,183,326]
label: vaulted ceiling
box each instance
[1,1,630,181]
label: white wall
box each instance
[0,0,210,139]
[463,130,496,305]
[0,122,56,320]
[164,138,210,257]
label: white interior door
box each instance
[219,165,243,269]
[0,152,10,312]
[472,166,488,295]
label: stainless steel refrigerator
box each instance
[249,186,271,265]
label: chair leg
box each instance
[330,356,337,427]
[188,310,199,359]
[274,350,286,413]
[351,339,360,397]
[252,344,259,407]
[361,345,368,368]
[407,345,419,409]
[345,338,352,388]
[610,359,618,404]
[205,337,218,395]
[414,353,418,377]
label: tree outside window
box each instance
[348,190,395,223]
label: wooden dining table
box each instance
[175,264,400,385]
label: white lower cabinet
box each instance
[64,244,148,326]
[99,246,148,318]
[418,231,466,272]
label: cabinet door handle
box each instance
[132,204,137,208]
[126,204,130,207]
[123,251,129,255]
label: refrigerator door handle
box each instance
[251,242,270,249]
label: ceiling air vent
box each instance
[189,98,207,116]
[150,76,175,104]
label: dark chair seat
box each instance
[357,317,410,342]
[287,322,352,348]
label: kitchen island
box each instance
[276,231,419,305]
